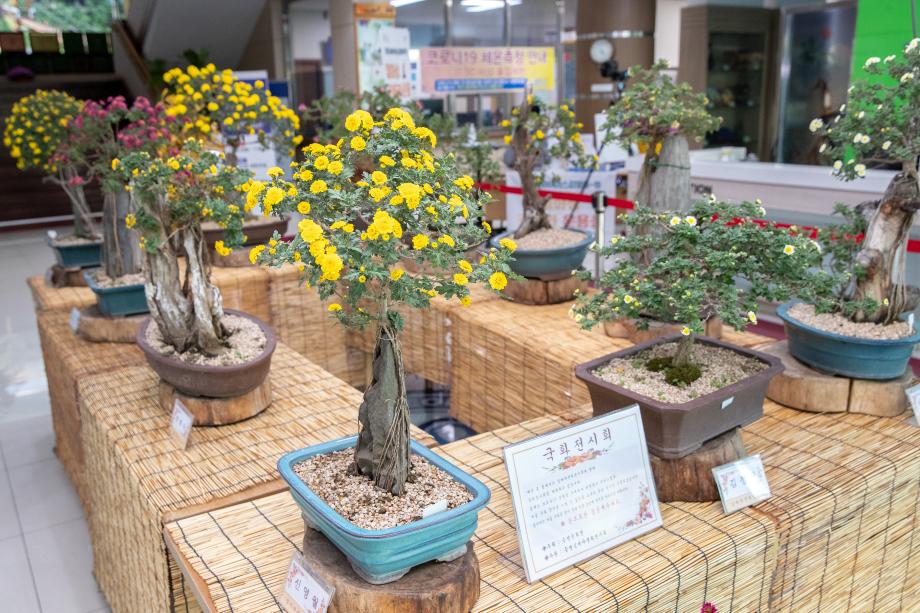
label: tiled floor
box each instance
[0,228,110,613]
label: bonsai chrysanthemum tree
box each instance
[603,60,720,213]
[63,96,174,278]
[502,96,596,238]
[809,40,920,324]
[571,199,831,383]
[249,106,516,494]
[3,89,99,239]
[118,139,252,354]
[160,64,302,163]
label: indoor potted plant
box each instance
[161,64,302,252]
[120,139,276,411]
[602,60,720,214]
[249,105,515,583]
[65,96,174,316]
[782,42,920,379]
[498,95,597,279]
[3,89,102,268]
[571,198,831,458]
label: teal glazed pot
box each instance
[492,228,594,279]
[84,269,149,317]
[50,238,103,269]
[778,301,920,380]
[278,436,491,584]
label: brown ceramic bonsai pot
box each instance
[202,217,288,246]
[575,335,783,459]
[136,309,276,398]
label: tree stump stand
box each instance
[762,341,911,416]
[301,527,480,613]
[75,305,146,343]
[604,317,723,342]
[47,265,89,288]
[502,274,588,306]
[157,378,272,426]
[650,428,745,502]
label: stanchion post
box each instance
[592,191,607,281]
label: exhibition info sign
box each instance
[419,47,555,94]
[503,405,662,582]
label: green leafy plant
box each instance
[248,106,516,495]
[118,139,252,355]
[502,96,596,238]
[571,198,832,383]
[809,41,920,324]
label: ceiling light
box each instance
[390,0,425,7]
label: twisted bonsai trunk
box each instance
[511,104,552,240]
[635,134,691,213]
[101,185,141,279]
[353,314,411,496]
[144,217,226,355]
[672,333,695,368]
[850,168,920,324]
[58,165,100,239]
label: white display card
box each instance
[906,383,920,426]
[69,307,81,333]
[712,454,771,514]
[169,399,194,450]
[503,405,663,583]
[281,550,334,613]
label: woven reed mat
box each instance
[36,309,145,512]
[265,264,369,388]
[449,298,774,433]
[27,265,270,321]
[163,413,777,613]
[79,343,436,613]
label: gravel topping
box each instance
[146,314,266,366]
[52,233,100,246]
[788,302,914,340]
[294,450,473,530]
[592,341,767,404]
[515,228,585,251]
[90,271,145,288]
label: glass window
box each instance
[394,0,447,48]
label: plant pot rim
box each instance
[778,301,920,346]
[278,435,491,539]
[575,334,783,412]
[83,268,145,295]
[135,308,277,376]
[492,228,595,256]
[47,235,103,248]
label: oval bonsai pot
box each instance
[136,309,276,398]
[777,301,920,380]
[48,236,103,269]
[575,335,783,459]
[202,216,288,246]
[491,229,594,279]
[84,269,149,317]
[278,435,491,584]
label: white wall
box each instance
[655,0,688,68]
[290,5,330,60]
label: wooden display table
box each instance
[164,413,778,613]
[448,298,773,433]
[78,344,436,613]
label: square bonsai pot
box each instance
[48,236,103,269]
[278,436,491,584]
[575,335,783,459]
[84,269,149,317]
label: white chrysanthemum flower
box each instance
[882,140,892,150]
[839,104,847,113]
[833,160,843,170]
[685,216,697,226]
[669,216,681,226]
[853,133,863,143]
[855,163,866,177]
[857,111,865,119]
[759,206,766,216]
[906,38,919,52]
[783,244,795,255]
[865,57,881,67]
[680,326,691,336]
[747,311,757,324]
[819,143,827,153]
[808,118,823,132]
[901,72,915,83]
[623,294,634,304]
[885,54,896,63]
[860,134,870,144]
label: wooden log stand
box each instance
[604,317,723,342]
[75,305,145,343]
[503,274,588,306]
[650,428,745,502]
[301,527,480,613]
[157,378,272,426]
[47,265,89,288]
[761,341,911,417]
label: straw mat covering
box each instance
[449,298,774,432]
[163,413,777,612]
[265,265,368,388]
[27,274,94,311]
[36,309,144,510]
[80,343,434,613]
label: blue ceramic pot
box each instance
[492,229,594,279]
[278,436,491,584]
[777,301,920,380]
[84,269,149,317]
[50,238,102,269]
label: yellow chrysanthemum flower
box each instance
[390,268,405,281]
[488,271,508,291]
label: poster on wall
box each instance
[354,3,410,98]
[379,25,411,98]
[419,47,556,98]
